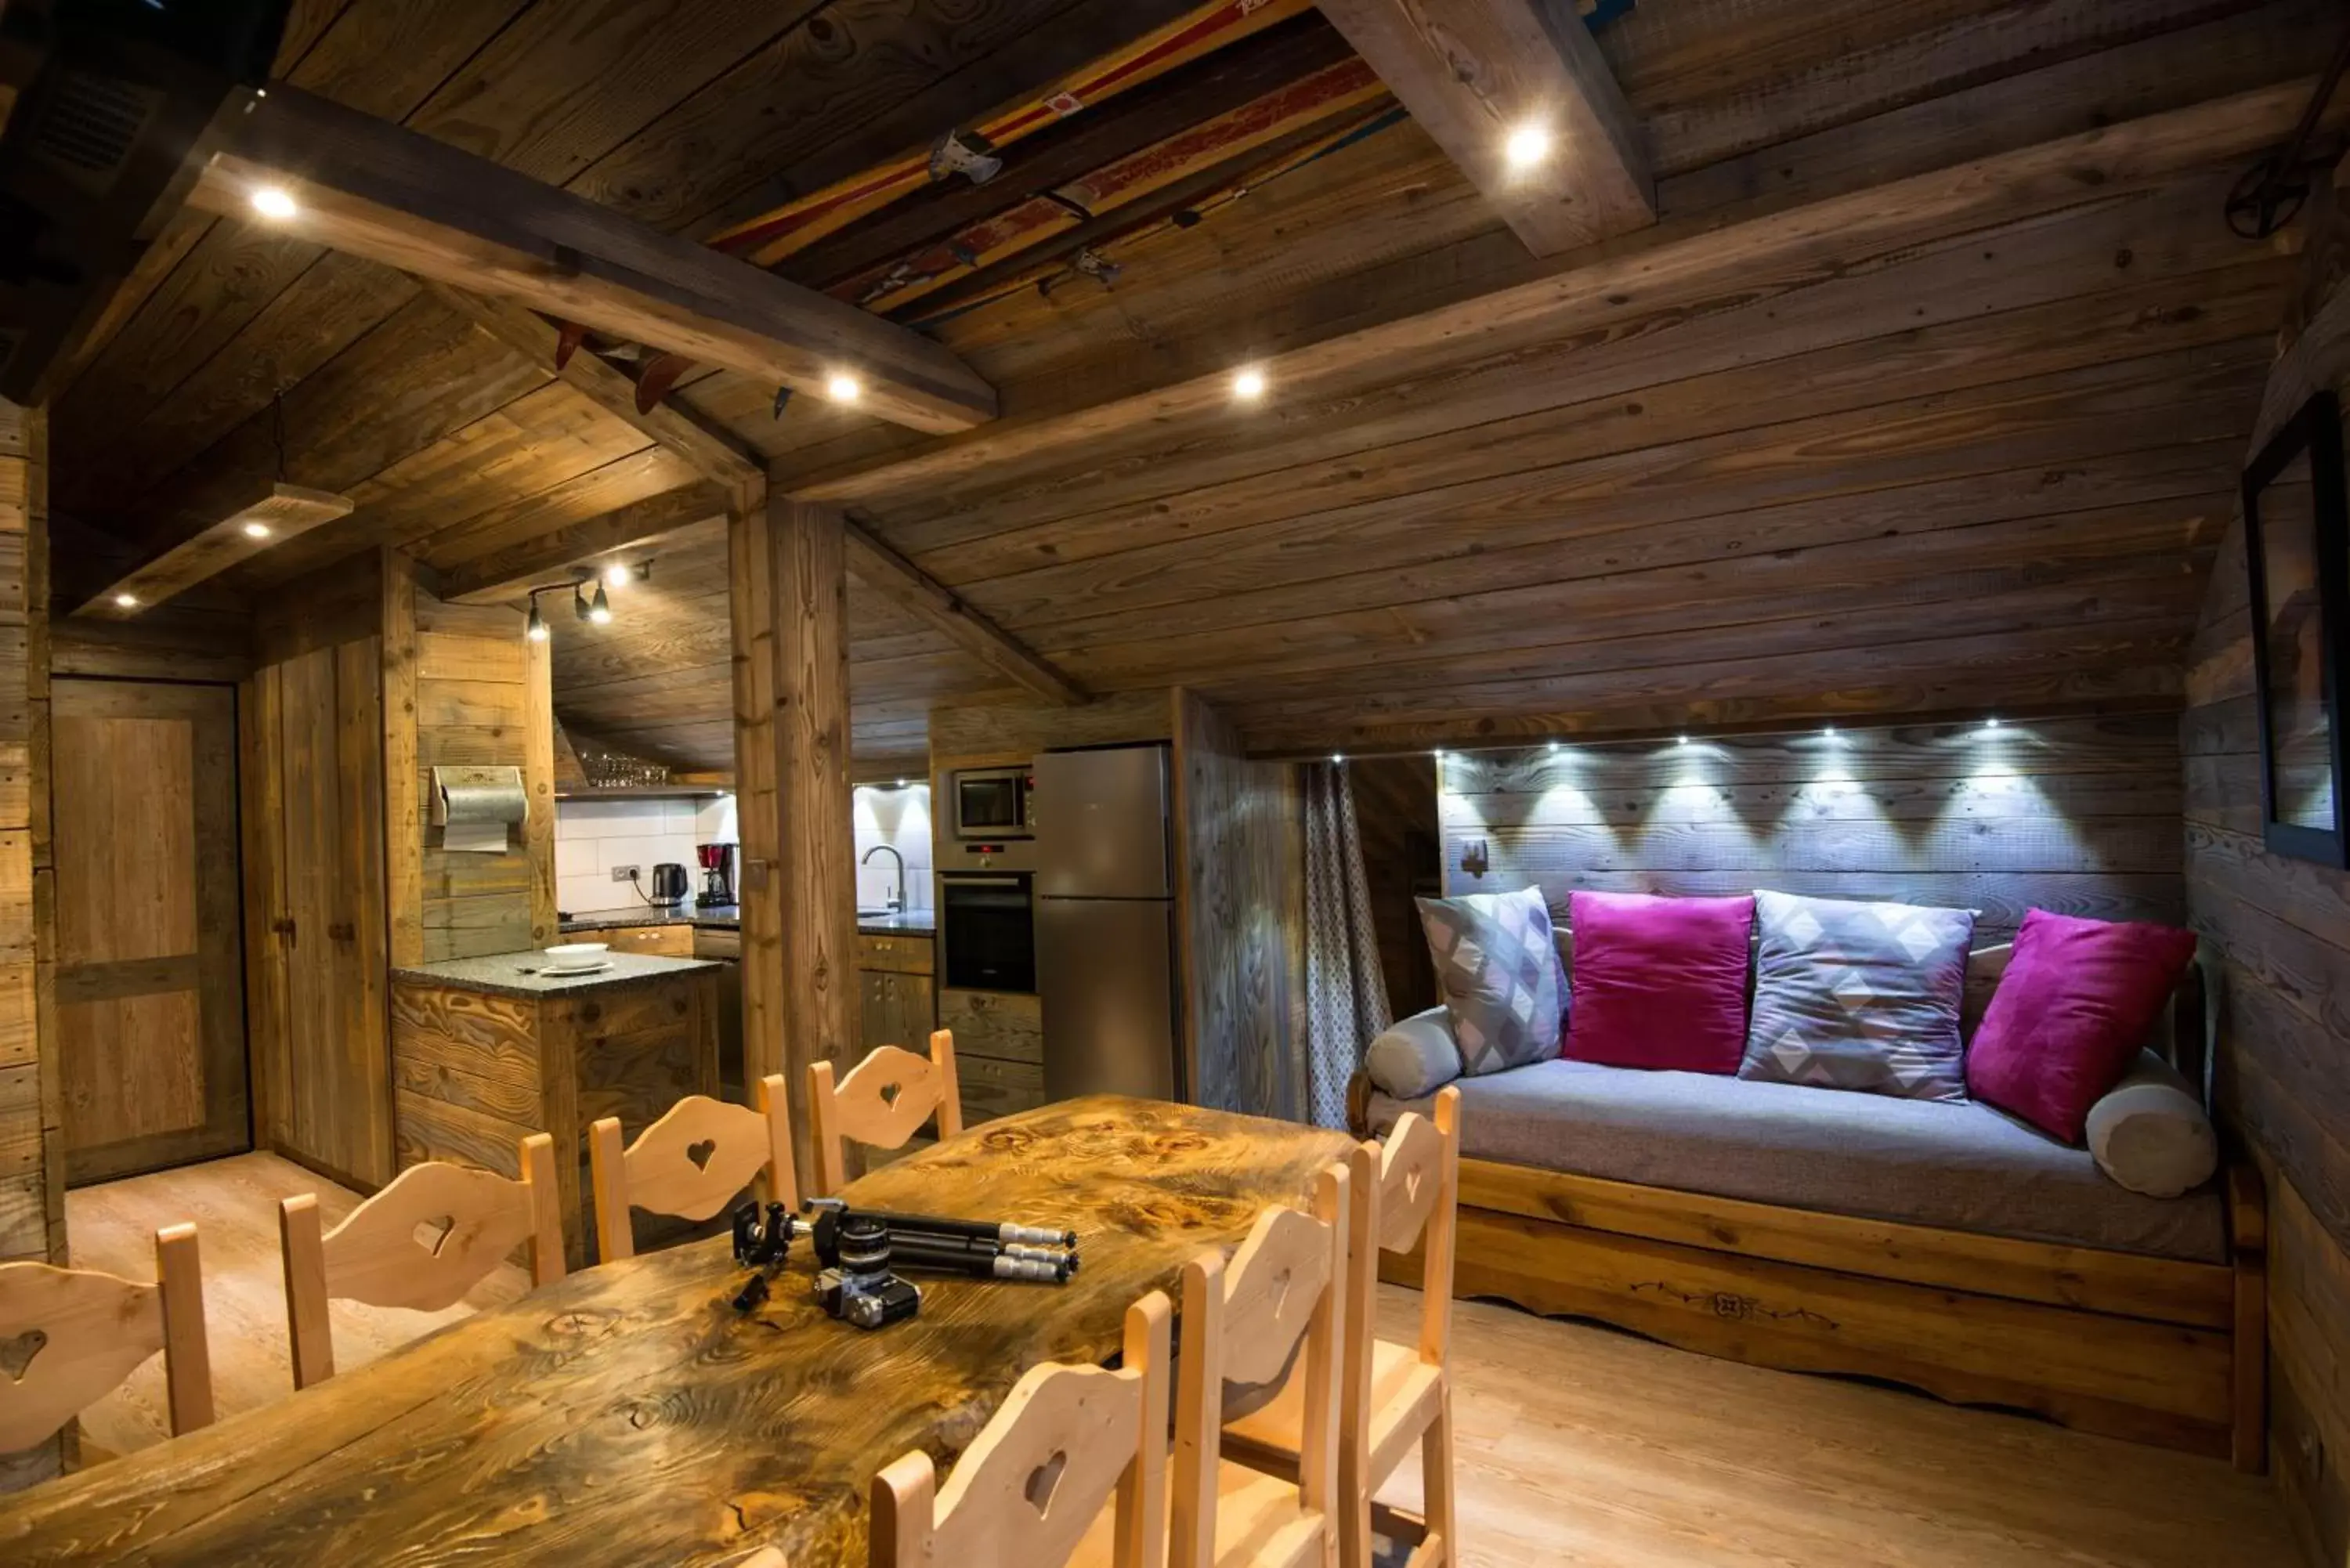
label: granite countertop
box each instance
[857,911,935,936]
[559,903,741,934]
[392,950,721,999]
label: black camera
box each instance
[728,1201,797,1315]
[812,1215,921,1331]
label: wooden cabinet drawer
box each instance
[603,923,693,956]
[692,927,740,960]
[938,987,1043,1066]
[958,1051,1045,1125]
[857,932,934,975]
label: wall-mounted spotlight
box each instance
[526,602,548,642]
[588,582,613,624]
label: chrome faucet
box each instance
[861,844,906,914]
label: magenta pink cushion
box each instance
[1563,891,1755,1073]
[1967,909,2198,1143]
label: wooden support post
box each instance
[730,483,855,1197]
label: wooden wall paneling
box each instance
[240,663,290,1165]
[401,581,544,963]
[0,396,62,1490]
[1347,755,1440,1018]
[927,689,1176,762]
[1171,692,1301,1120]
[726,496,782,1136]
[1440,716,2184,945]
[2179,193,2350,1561]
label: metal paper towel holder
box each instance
[430,764,528,835]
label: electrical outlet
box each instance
[611,865,639,882]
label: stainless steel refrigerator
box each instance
[1032,744,1182,1103]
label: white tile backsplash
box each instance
[555,794,721,913]
[555,785,935,916]
[853,783,933,914]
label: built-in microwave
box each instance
[952,765,1035,840]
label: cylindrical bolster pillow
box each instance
[2084,1051,2217,1198]
[1364,1006,1462,1100]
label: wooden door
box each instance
[248,644,392,1190]
[53,681,248,1183]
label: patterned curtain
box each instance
[1303,763,1391,1127]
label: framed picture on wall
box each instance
[2243,388,2350,867]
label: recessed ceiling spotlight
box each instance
[826,372,862,403]
[1983,716,2002,732]
[1503,121,1552,172]
[113,592,138,609]
[1331,753,1345,764]
[604,562,631,587]
[1821,725,1837,739]
[250,185,298,220]
[896,779,909,789]
[1676,734,1692,746]
[1547,740,1561,753]
[1231,367,1267,401]
[242,520,272,539]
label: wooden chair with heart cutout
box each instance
[871,1286,1172,1568]
[280,1132,566,1389]
[588,1073,797,1263]
[807,1029,961,1197]
[1159,1157,1351,1568]
[1222,1086,1461,1568]
[0,1223,212,1457]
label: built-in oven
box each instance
[938,873,1036,994]
[952,765,1035,840]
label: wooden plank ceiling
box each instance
[47,0,2342,779]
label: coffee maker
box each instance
[696,843,737,906]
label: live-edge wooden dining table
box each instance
[0,1096,1354,1566]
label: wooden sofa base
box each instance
[1383,1157,2266,1470]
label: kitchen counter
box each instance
[858,911,935,936]
[390,952,724,1267]
[391,949,719,999]
[559,903,740,934]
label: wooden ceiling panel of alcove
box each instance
[545,519,1008,778]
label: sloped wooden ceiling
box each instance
[47,0,2344,779]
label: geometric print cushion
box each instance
[1737,889,1975,1102]
[1415,885,1565,1077]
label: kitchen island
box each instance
[390,950,722,1267]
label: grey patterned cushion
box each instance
[1738,889,1974,1101]
[1416,886,1565,1077]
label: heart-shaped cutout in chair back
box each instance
[877,1081,902,1107]
[0,1328,47,1383]
[411,1215,458,1257]
[1024,1449,1068,1517]
[685,1138,718,1172]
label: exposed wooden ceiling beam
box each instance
[71,482,353,620]
[839,519,1088,707]
[1314,0,1652,257]
[785,78,2321,510]
[186,85,998,435]
[439,482,728,605]
[437,284,1090,706]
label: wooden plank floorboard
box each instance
[60,1157,2298,1566]
[63,1152,530,1461]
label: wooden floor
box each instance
[66,1152,530,1460]
[64,1156,2298,1566]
